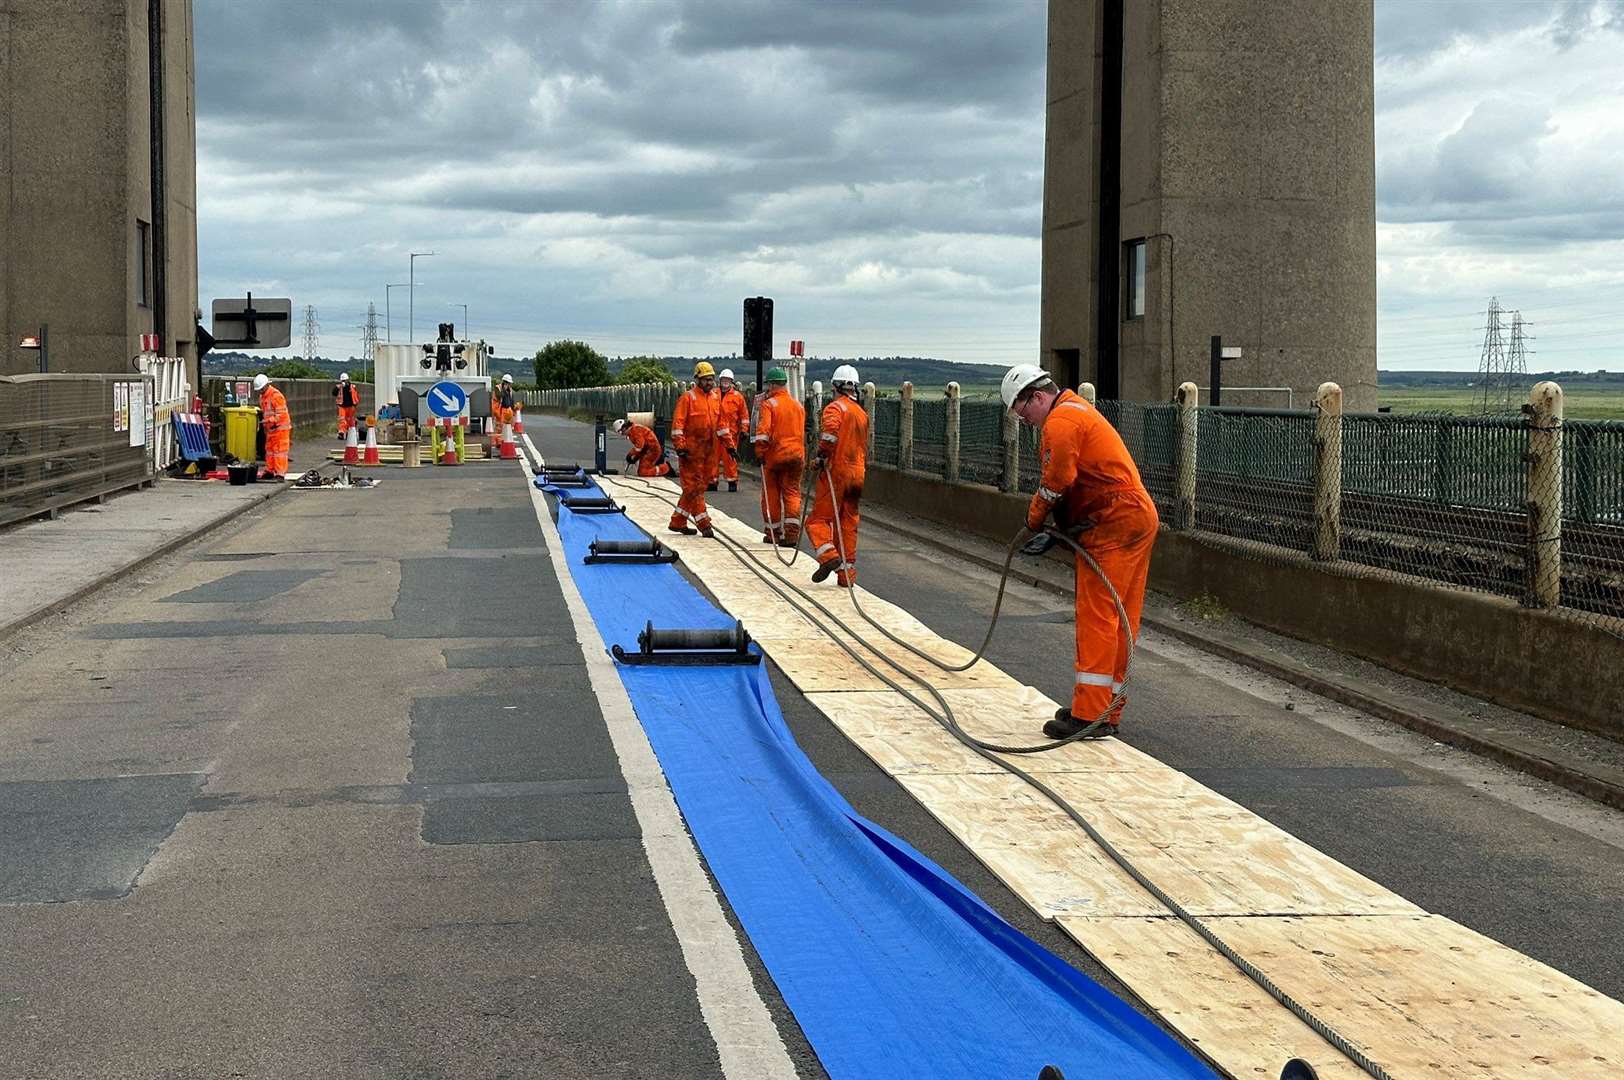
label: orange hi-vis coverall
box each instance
[333,381,360,434]
[806,393,868,586]
[1028,389,1159,727]
[624,422,671,477]
[492,383,515,428]
[713,386,750,483]
[670,386,721,532]
[753,386,807,541]
[259,385,292,477]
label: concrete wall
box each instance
[860,463,1623,740]
[0,0,198,384]
[1042,0,1379,410]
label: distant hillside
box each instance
[1379,369,1624,389]
[601,355,1007,389]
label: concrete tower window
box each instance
[136,220,152,308]
[1124,239,1146,320]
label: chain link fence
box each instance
[1,374,155,528]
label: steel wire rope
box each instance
[598,468,1398,1080]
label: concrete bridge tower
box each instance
[1041,0,1378,411]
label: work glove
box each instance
[625,451,638,464]
[725,445,738,462]
[1021,532,1057,557]
[676,448,689,460]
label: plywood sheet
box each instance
[1061,914,1624,1080]
[757,636,1020,694]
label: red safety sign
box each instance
[140,333,162,353]
[789,340,804,357]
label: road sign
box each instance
[425,380,467,419]
[210,294,293,349]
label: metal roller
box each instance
[611,620,759,666]
[584,538,680,565]
[546,475,592,487]
[542,463,584,475]
[562,494,617,508]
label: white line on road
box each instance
[523,466,800,1080]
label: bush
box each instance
[534,340,611,390]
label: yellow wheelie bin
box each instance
[223,406,261,463]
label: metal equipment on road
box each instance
[559,493,625,515]
[585,538,680,565]
[611,620,760,666]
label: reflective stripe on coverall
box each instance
[753,387,806,540]
[1028,390,1158,726]
[670,386,720,530]
[625,422,670,477]
[713,387,750,483]
[260,385,292,476]
[805,394,867,585]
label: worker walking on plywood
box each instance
[712,368,749,493]
[669,362,721,537]
[332,372,360,437]
[753,366,806,546]
[254,373,292,481]
[613,418,671,477]
[806,365,867,587]
[1003,364,1158,740]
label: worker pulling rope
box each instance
[605,468,1391,1080]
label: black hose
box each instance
[606,472,1394,1080]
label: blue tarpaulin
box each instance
[544,478,1215,1080]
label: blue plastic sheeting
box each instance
[547,482,1215,1080]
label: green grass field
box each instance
[1380,387,1624,421]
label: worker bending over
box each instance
[807,365,867,587]
[669,362,721,537]
[332,372,360,436]
[1003,364,1158,740]
[613,418,671,477]
[255,373,292,480]
[752,366,806,546]
[712,368,749,493]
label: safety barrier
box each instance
[137,354,192,471]
[0,373,156,527]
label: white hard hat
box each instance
[253,373,271,391]
[339,372,349,382]
[1000,363,1050,410]
[612,418,627,433]
[719,368,735,381]
[832,364,860,387]
[502,373,513,383]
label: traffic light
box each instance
[743,296,773,388]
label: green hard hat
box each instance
[767,367,789,383]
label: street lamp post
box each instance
[385,283,408,343]
[408,251,435,343]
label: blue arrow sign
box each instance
[426,380,468,419]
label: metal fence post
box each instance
[1525,381,1564,607]
[862,382,877,459]
[1000,402,1019,492]
[1312,382,1343,561]
[1174,381,1199,529]
[1080,381,1097,404]
[944,381,961,483]
[899,381,915,471]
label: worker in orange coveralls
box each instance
[711,368,750,493]
[1002,363,1158,741]
[613,418,671,477]
[332,372,360,436]
[669,362,721,537]
[806,365,867,587]
[254,373,291,480]
[752,366,806,546]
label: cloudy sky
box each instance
[195,0,1624,372]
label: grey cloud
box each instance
[1375,0,1623,59]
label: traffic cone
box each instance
[512,402,525,435]
[361,417,381,466]
[500,418,519,460]
[342,423,361,465]
[441,418,460,465]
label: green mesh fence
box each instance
[958,399,1007,486]
[872,396,901,468]
[912,397,948,476]
[1194,407,1318,555]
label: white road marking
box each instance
[522,465,799,1080]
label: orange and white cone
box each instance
[361,418,381,466]
[342,424,361,465]
[441,419,460,465]
[500,418,519,460]
[512,402,525,435]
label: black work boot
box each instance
[699,526,715,539]
[812,557,840,583]
[1280,1062,1320,1080]
[1043,708,1117,741]
[707,481,719,492]
[727,480,738,492]
[668,525,697,536]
